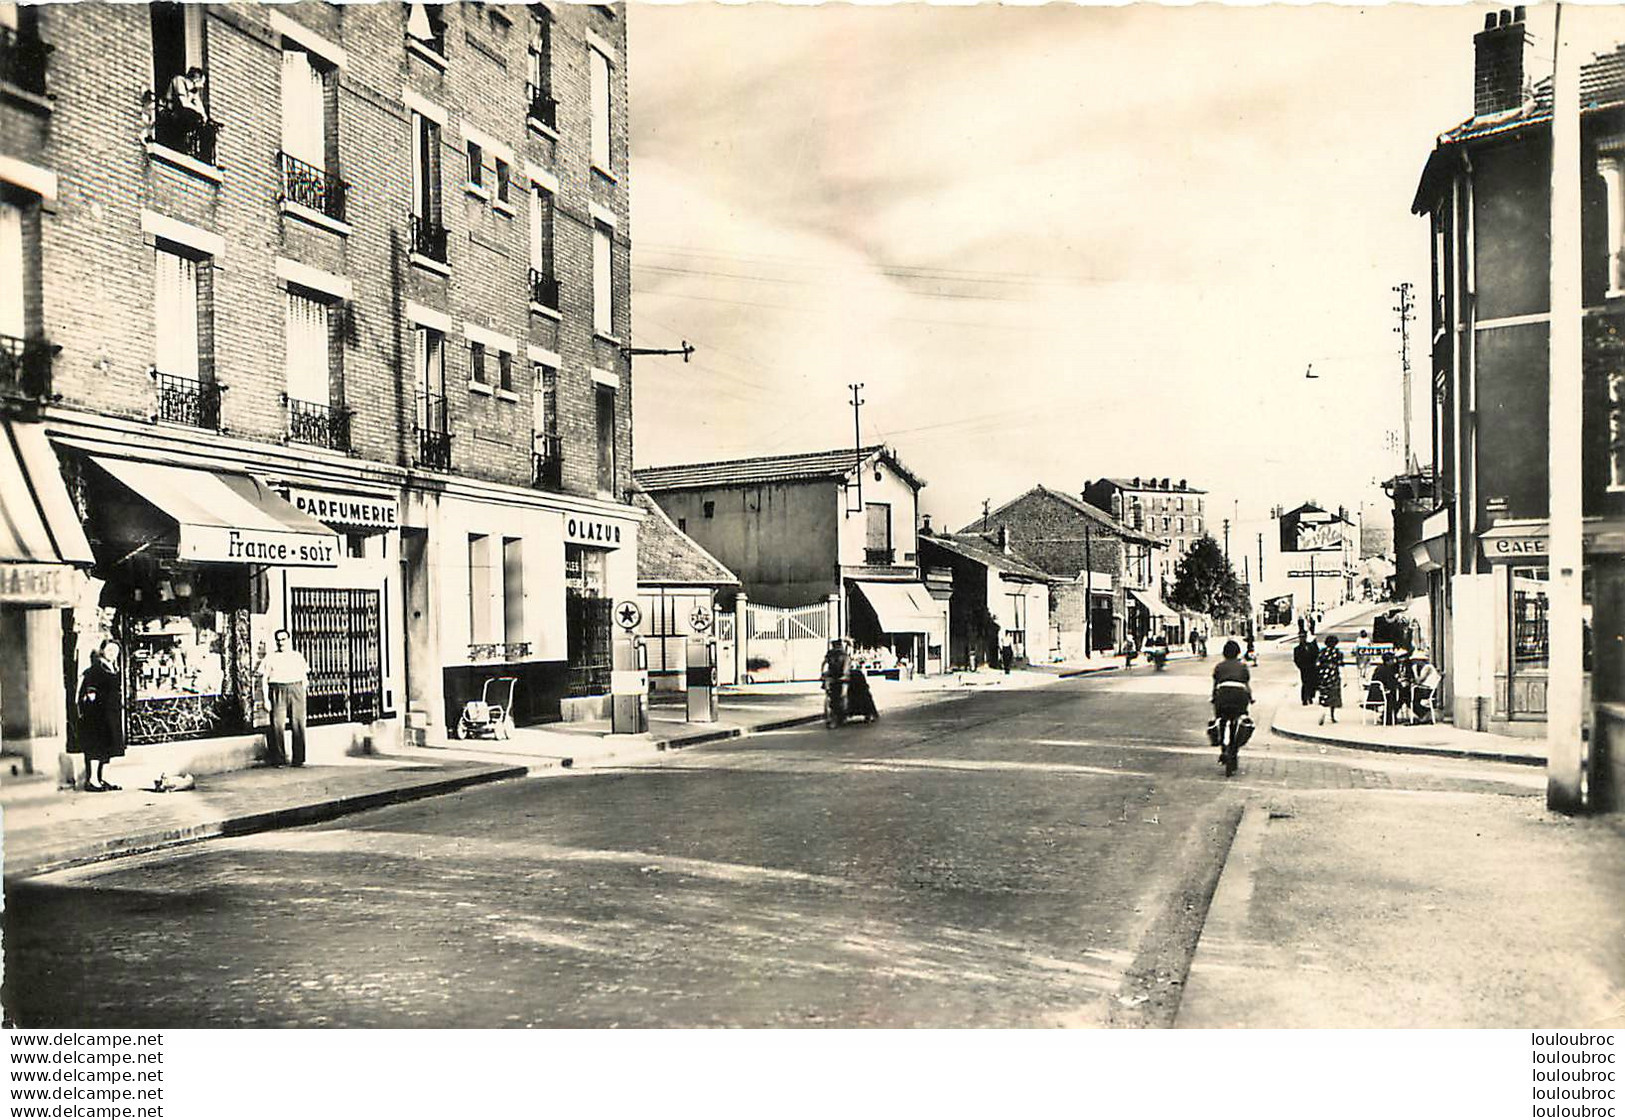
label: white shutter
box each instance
[410,114,425,219]
[284,292,329,404]
[528,187,544,271]
[593,223,612,334]
[154,249,199,379]
[0,202,23,339]
[281,51,325,169]
[590,47,611,170]
[532,365,549,449]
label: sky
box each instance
[623,3,1622,538]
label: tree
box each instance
[1167,535,1250,621]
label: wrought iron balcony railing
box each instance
[526,83,557,130]
[153,370,222,429]
[279,152,348,222]
[151,101,221,165]
[411,213,448,262]
[528,268,561,311]
[285,397,352,452]
[416,391,451,470]
[532,436,562,491]
[864,547,896,566]
[0,335,58,402]
[0,24,52,97]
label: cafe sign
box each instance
[0,563,80,605]
[565,514,624,549]
[1480,522,1548,563]
[280,487,400,530]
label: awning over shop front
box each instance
[91,457,339,568]
[1128,586,1176,618]
[852,580,941,634]
[1412,536,1448,573]
[0,421,94,604]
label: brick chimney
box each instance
[1474,7,1534,118]
[920,513,933,537]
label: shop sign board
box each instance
[281,487,399,530]
[565,514,624,549]
[0,562,78,604]
[181,526,340,567]
[1484,534,1547,560]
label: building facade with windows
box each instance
[1410,10,1625,741]
[917,527,1050,670]
[0,1,639,779]
[635,447,946,676]
[1081,476,1209,588]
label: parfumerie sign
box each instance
[281,487,400,529]
[565,515,623,548]
[181,527,339,567]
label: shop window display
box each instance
[113,565,251,744]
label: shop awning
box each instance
[1412,536,1448,573]
[0,422,94,604]
[91,456,340,568]
[853,580,941,634]
[1479,520,1547,564]
[1128,586,1177,618]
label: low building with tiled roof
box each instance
[918,527,1052,669]
[634,446,945,678]
[961,485,1177,659]
[630,489,740,690]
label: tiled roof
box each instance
[1094,477,1208,495]
[921,533,1053,582]
[973,485,1159,546]
[635,445,925,492]
[1433,44,1625,148]
[632,489,739,587]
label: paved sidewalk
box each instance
[1271,685,1545,765]
[1176,791,1625,1027]
[1,668,1068,880]
[0,756,525,880]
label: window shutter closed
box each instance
[589,47,611,170]
[593,223,612,334]
[284,292,329,404]
[154,249,199,380]
[0,201,23,340]
[281,50,325,169]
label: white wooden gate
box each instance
[716,611,736,686]
[744,601,829,682]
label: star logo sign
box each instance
[616,602,642,629]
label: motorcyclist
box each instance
[1147,632,1168,670]
[1210,639,1253,774]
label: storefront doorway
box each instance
[1506,564,1549,719]
[564,544,611,696]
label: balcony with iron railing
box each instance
[416,392,451,470]
[285,396,352,453]
[864,547,896,566]
[532,435,562,491]
[151,101,221,165]
[526,82,557,131]
[0,335,58,404]
[528,268,561,312]
[0,24,52,97]
[411,213,448,263]
[152,370,222,429]
[279,152,348,223]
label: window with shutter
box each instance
[593,221,612,335]
[589,45,611,172]
[0,201,22,341]
[284,292,330,404]
[154,248,200,379]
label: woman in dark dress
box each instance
[1316,634,1344,726]
[76,639,125,791]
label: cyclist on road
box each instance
[1211,639,1253,774]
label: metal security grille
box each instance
[290,588,382,725]
[565,594,612,697]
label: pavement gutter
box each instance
[6,764,527,882]
[1267,722,1545,767]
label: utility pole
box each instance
[1548,3,1585,812]
[1222,518,1230,561]
[1309,550,1318,613]
[1394,281,1415,471]
[1258,532,1264,582]
[848,383,864,516]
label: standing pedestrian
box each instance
[260,629,311,767]
[1122,635,1138,670]
[999,640,1013,675]
[1293,632,1320,706]
[1316,634,1344,725]
[75,639,125,791]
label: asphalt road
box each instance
[0,651,1535,1028]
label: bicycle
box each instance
[1208,705,1254,777]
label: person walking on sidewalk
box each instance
[75,639,125,792]
[260,629,311,767]
[1316,634,1344,725]
[1293,633,1320,706]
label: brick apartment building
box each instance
[0,1,639,781]
[968,486,1166,658]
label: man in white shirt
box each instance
[260,629,310,767]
